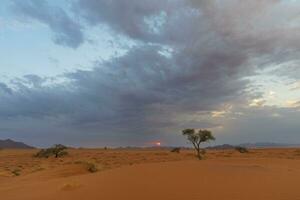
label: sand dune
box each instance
[1,149,300,200]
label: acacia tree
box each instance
[35,144,68,158]
[182,129,215,160]
[52,144,68,158]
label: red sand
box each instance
[1,149,300,200]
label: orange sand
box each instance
[1,148,300,200]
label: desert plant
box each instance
[182,129,215,160]
[74,161,98,173]
[235,146,249,153]
[11,169,21,176]
[86,162,98,173]
[294,149,300,155]
[170,147,181,153]
[34,149,52,158]
[35,144,68,158]
[51,144,68,158]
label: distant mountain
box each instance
[0,139,35,149]
[206,144,236,150]
[206,143,300,150]
[239,142,300,148]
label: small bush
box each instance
[86,162,98,173]
[170,147,181,153]
[35,144,68,158]
[294,149,300,156]
[11,169,21,176]
[35,149,52,158]
[235,146,249,153]
[74,161,98,173]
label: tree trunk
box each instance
[196,148,202,160]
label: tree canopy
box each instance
[182,129,215,159]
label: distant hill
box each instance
[206,144,236,150]
[0,139,35,149]
[206,143,300,150]
[115,146,192,150]
[239,143,300,148]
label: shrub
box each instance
[170,147,181,153]
[235,146,249,153]
[35,144,68,158]
[74,161,98,173]
[86,162,98,173]
[35,149,52,158]
[11,169,21,176]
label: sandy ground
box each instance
[1,148,300,200]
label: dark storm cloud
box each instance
[73,0,183,42]
[0,45,232,127]
[217,106,300,144]
[64,44,245,127]
[0,81,73,119]
[3,0,300,146]
[0,44,245,145]
[11,0,84,48]
[0,82,12,95]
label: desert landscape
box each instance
[1,0,300,199]
[1,148,300,200]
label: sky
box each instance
[0,0,299,147]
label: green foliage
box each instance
[235,146,249,153]
[182,129,215,159]
[35,144,68,158]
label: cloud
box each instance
[290,81,300,91]
[73,0,184,42]
[217,105,300,144]
[11,0,84,48]
[0,82,12,95]
[276,64,300,80]
[249,99,266,107]
[285,100,300,108]
[0,44,247,145]
[2,0,300,146]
